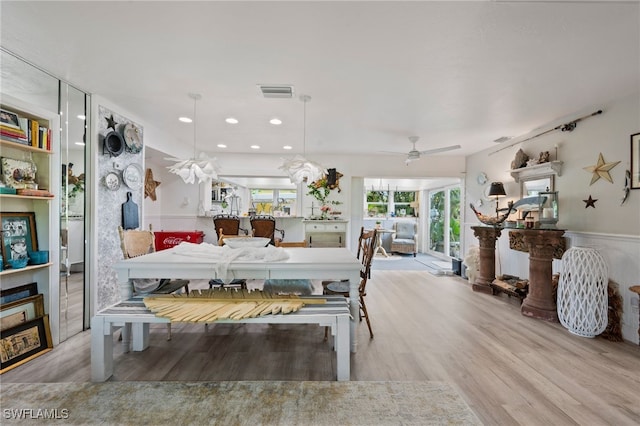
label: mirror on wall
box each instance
[520,174,554,198]
[60,83,89,342]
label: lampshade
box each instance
[488,182,506,197]
[166,93,220,184]
[279,94,326,184]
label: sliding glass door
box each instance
[428,185,460,258]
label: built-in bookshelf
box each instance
[0,95,60,345]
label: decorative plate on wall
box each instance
[103,131,124,157]
[122,123,143,154]
[104,172,121,191]
[476,172,488,185]
[122,163,143,190]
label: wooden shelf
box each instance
[509,161,563,182]
[0,193,55,201]
[0,262,52,277]
[0,139,53,155]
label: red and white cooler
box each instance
[154,230,205,251]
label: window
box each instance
[250,188,297,216]
[365,190,417,218]
[366,190,388,217]
[393,191,416,217]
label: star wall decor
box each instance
[583,195,597,208]
[105,114,118,131]
[144,168,161,201]
[583,153,620,185]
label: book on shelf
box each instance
[0,131,30,146]
[0,109,49,150]
[16,188,54,197]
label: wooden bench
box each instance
[91,295,351,381]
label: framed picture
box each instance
[0,157,37,189]
[0,294,45,331]
[631,132,640,189]
[0,212,38,263]
[0,315,52,374]
[0,282,38,304]
[0,108,21,129]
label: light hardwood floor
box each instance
[3,271,639,425]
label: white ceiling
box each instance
[1,1,638,164]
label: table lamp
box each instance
[488,182,506,218]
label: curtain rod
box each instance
[488,109,603,156]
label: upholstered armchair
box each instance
[390,221,418,257]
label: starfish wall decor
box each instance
[144,168,161,201]
[583,153,620,185]
[583,195,598,208]
[105,114,118,131]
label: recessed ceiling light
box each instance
[283,145,292,150]
[217,144,227,148]
[270,118,282,125]
[225,117,239,124]
[77,114,86,120]
[250,145,260,149]
[179,116,192,123]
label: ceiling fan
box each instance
[382,136,461,165]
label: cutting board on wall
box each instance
[122,191,139,230]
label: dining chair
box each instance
[263,240,314,295]
[250,215,284,246]
[209,214,249,290]
[324,228,377,338]
[117,225,189,340]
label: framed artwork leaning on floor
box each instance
[0,315,52,374]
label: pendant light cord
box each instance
[300,94,311,156]
[189,93,202,159]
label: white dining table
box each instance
[112,246,363,352]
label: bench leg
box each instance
[132,322,150,352]
[91,317,113,382]
[335,315,350,381]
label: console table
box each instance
[470,226,502,294]
[509,229,565,322]
[303,220,347,248]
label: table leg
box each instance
[373,233,389,257]
[90,316,113,382]
[349,270,360,352]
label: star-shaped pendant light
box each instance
[279,95,326,184]
[166,93,220,184]
[583,153,620,185]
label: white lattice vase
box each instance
[557,247,608,338]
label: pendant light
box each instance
[166,93,219,184]
[279,94,326,184]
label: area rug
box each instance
[1,381,482,425]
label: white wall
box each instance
[464,93,640,343]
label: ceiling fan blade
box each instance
[418,144,461,155]
[377,150,407,156]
